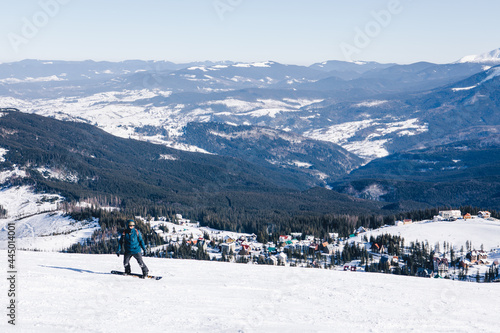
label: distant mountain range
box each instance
[0,110,384,214]
[1,48,500,210]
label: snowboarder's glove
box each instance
[116,252,120,257]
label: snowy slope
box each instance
[457,48,500,64]
[0,94,321,155]
[352,218,500,251]
[0,250,498,332]
[0,213,99,251]
[0,186,62,219]
[0,186,100,251]
[303,118,428,160]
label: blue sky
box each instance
[1,0,499,65]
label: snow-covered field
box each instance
[0,213,99,252]
[0,250,498,332]
[303,118,428,161]
[352,218,500,251]
[0,186,100,251]
[0,186,62,219]
[1,185,499,331]
[0,94,322,155]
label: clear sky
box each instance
[1,0,499,65]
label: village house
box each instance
[224,236,235,243]
[279,235,291,243]
[395,220,404,226]
[267,245,277,254]
[321,242,335,255]
[197,240,208,251]
[329,233,339,240]
[403,219,412,225]
[459,260,470,269]
[277,252,288,265]
[267,256,278,266]
[323,244,335,255]
[296,241,314,254]
[478,211,491,219]
[438,210,462,221]
[309,243,319,254]
[433,257,449,276]
[372,243,386,254]
[238,244,251,256]
[468,250,488,264]
[220,242,236,255]
[379,255,391,270]
[355,226,367,234]
[463,213,472,220]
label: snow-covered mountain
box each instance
[1,48,499,164]
[457,48,500,65]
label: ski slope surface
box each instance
[0,251,498,332]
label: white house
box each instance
[279,235,291,243]
[356,226,367,234]
[329,233,339,240]
[221,243,236,255]
[278,252,288,265]
[438,210,462,220]
[478,211,491,219]
[267,256,278,266]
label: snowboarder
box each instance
[116,220,149,278]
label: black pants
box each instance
[123,253,148,275]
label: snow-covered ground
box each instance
[0,94,322,155]
[0,213,99,252]
[303,117,428,161]
[148,217,253,244]
[0,186,100,251]
[0,148,8,162]
[0,167,27,184]
[352,218,500,251]
[0,250,498,332]
[0,186,62,219]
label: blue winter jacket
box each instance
[117,228,146,254]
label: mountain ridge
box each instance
[0,109,386,215]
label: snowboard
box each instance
[111,270,162,280]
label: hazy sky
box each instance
[1,0,499,65]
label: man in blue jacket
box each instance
[117,220,149,278]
